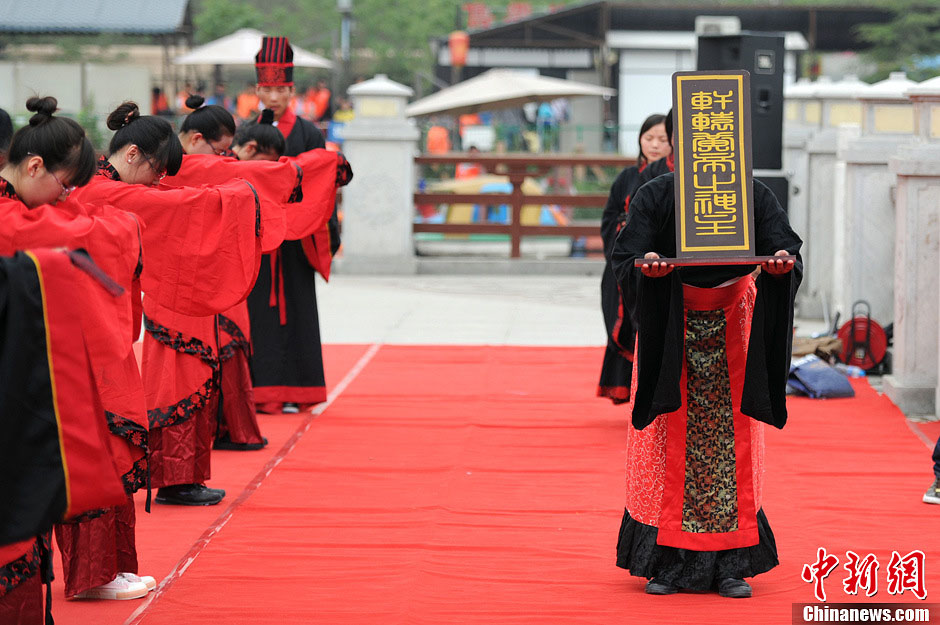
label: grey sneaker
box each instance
[923,479,940,504]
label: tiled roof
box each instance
[0,0,189,34]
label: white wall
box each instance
[0,61,150,117]
[617,48,693,155]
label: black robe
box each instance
[597,165,641,404]
[610,173,803,430]
[247,117,337,406]
[610,173,802,588]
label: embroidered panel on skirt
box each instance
[682,309,738,534]
[0,539,40,598]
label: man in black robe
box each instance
[248,36,340,413]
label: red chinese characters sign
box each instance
[672,70,755,258]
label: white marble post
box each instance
[337,74,421,274]
[797,76,872,320]
[835,73,917,325]
[783,78,817,319]
[883,76,940,416]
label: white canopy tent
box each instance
[174,28,332,69]
[405,69,615,117]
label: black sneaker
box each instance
[645,578,679,595]
[282,402,300,414]
[717,578,752,598]
[924,479,940,504]
[213,435,268,451]
[155,483,225,506]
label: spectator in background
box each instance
[0,108,13,168]
[455,145,482,179]
[207,82,233,112]
[426,121,451,155]
[332,98,354,123]
[151,87,171,116]
[536,101,556,152]
[236,82,260,121]
[312,79,333,122]
[176,82,196,113]
[301,85,317,120]
[458,112,481,149]
[494,107,524,152]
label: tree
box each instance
[856,0,940,80]
[192,0,265,44]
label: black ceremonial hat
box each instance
[255,36,294,86]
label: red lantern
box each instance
[449,30,470,68]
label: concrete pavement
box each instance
[316,275,828,346]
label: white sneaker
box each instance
[924,479,940,504]
[120,572,156,591]
[73,574,149,600]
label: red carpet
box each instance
[51,346,939,625]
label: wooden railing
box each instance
[413,153,636,258]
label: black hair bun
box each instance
[106,101,141,131]
[186,94,206,110]
[26,96,57,126]
[259,109,275,125]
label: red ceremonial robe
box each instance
[161,151,344,439]
[72,163,263,488]
[0,182,146,489]
[0,248,129,619]
[0,179,151,596]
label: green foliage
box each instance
[192,0,265,44]
[856,1,940,80]
[188,0,935,85]
[76,101,106,152]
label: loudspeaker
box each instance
[755,173,789,214]
[697,33,785,170]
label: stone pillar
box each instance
[337,74,421,274]
[783,79,817,316]
[799,76,871,320]
[883,76,940,416]
[835,72,917,325]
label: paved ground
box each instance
[317,274,829,346]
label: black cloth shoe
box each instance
[155,483,226,506]
[645,579,679,595]
[282,402,300,414]
[717,578,752,598]
[213,435,268,451]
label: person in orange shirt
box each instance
[426,124,451,154]
[312,78,332,121]
[236,82,260,121]
[455,145,482,179]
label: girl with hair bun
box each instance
[231,109,286,161]
[72,100,268,514]
[158,106,351,453]
[71,101,271,516]
[597,112,671,405]
[0,96,149,615]
[177,94,236,155]
[45,99,186,602]
[103,101,183,186]
[0,96,96,208]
